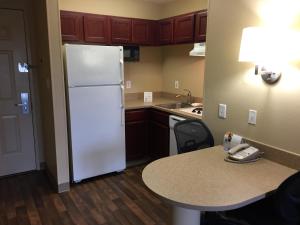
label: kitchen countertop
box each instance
[125,97,203,120]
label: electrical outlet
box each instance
[218,104,227,119]
[248,110,257,125]
[126,80,132,89]
[175,80,179,89]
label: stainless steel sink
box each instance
[157,102,192,109]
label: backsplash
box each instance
[124,44,205,99]
[124,47,163,94]
[125,92,203,103]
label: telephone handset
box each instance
[226,143,262,163]
[228,143,250,155]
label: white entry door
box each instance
[0,9,36,176]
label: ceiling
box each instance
[142,0,178,4]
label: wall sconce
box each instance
[239,27,282,84]
[239,27,300,84]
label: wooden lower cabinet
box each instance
[125,109,149,161]
[149,109,170,159]
[125,108,170,161]
[148,120,169,160]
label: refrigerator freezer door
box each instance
[65,44,124,87]
[68,85,125,181]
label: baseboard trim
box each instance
[244,138,300,170]
[58,182,70,193]
[39,162,46,170]
[45,166,70,193]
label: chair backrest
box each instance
[275,170,300,225]
[174,119,214,154]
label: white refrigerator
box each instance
[64,44,126,182]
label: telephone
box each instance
[226,143,262,163]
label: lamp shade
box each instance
[239,27,268,63]
[239,26,300,64]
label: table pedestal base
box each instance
[172,206,201,225]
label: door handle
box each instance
[15,92,30,114]
[15,103,26,107]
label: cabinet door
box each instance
[194,11,207,42]
[110,17,132,44]
[125,110,148,161]
[132,19,158,45]
[148,21,158,46]
[174,13,195,44]
[83,14,109,44]
[158,18,174,45]
[149,121,169,160]
[60,11,83,42]
[125,121,148,161]
[149,109,170,159]
[132,19,148,45]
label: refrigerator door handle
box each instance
[119,48,125,126]
[121,106,125,126]
[120,84,125,126]
[120,57,124,83]
[120,84,125,107]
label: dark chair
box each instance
[203,170,300,225]
[174,119,214,154]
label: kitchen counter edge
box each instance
[125,98,203,120]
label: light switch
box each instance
[126,80,132,89]
[248,110,257,125]
[175,80,179,89]
[218,104,227,119]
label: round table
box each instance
[142,146,296,225]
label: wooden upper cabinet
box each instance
[158,18,174,45]
[132,19,148,45]
[173,13,195,44]
[110,17,132,44]
[132,19,157,45]
[148,21,158,45]
[60,10,208,45]
[83,15,109,44]
[60,11,83,42]
[195,10,207,42]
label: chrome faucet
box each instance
[176,89,192,104]
[184,89,192,104]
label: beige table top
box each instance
[142,146,297,211]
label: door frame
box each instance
[0,0,45,171]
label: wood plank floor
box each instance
[0,166,170,225]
